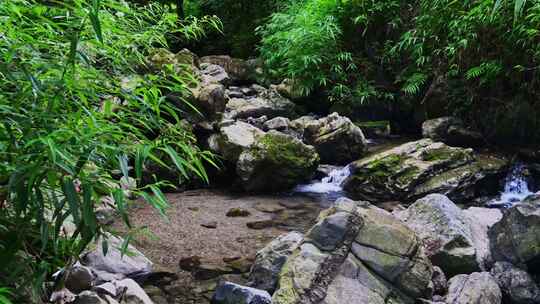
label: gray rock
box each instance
[422,116,483,148]
[272,198,433,304]
[463,207,502,270]
[212,121,265,163]
[81,235,152,275]
[212,281,272,304]
[74,291,107,304]
[65,264,95,293]
[191,83,228,115]
[199,63,231,86]
[248,231,303,293]
[431,266,447,296]
[490,261,540,304]
[344,139,507,204]
[224,88,295,120]
[200,55,262,83]
[113,279,154,304]
[446,272,502,304]
[236,131,319,192]
[301,112,367,165]
[396,194,478,276]
[489,195,540,269]
[263,117,290,131]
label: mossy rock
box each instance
[236,131,320,192]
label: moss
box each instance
[421,147,471,163]
[258,133,319,169]
[355,120,390,128]
[395,166,420,186]
[362,154,406,182]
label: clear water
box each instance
[488,163,534,208]
[294,165,351,199]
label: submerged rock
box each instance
[422,116,484,148]
[343,139,507,204]
[488,195,540,271]
[271,198,433,304]
[248,231,303,293]
[212,281,272,304]
[236,131,319,192]
[445,272,502,304]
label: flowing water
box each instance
[293,165,351,202]
[488,163,534,208]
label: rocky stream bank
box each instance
[55,49,540,304]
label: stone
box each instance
[490,261,540,304]
[236,131,319,192]
[74,291,107,304]
[93,282,117,297]
[113,279,154,304]
[248,232,303,293]
[191,83,228,115]
[65,264,95,293]
[226,208,251,217]
[463,207,502,270]
[213,121,265,163]
[246,220,274,230]
[201,221,218,229]
[271,198,433,304]
[344,139,507,204]
[489,195,540,270]
[199,55,262,83]
[253,202,286,214]
[224,88,295,120]
[301,113,368,165]
[422,116,484,148]
[395,194,478,276]
[180,256,235,280]
[446,272,502,304]
[81,235,152,275]
[212,281,272,304]
[199,63,231,86]
[431,266,447,296]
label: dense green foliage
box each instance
[258,0,540,144]
[0,0,218,301]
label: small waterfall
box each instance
[488,163,534,208]
[294,165,351,195]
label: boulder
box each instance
[272,198,433,304]
[212,281,272,304]
[422,116,484,148]
[446,272,502,304]
[147,48,198,74]
[395,194,478,276]
[489,195,540,270]
[248,232,303,293]
[212,121,265,163]
[199,63,231,86]
[463,207,502,270]
[236,131,319,192]
[200,55,262,83]
[74,291,107,304]
[263,117,291,133]
[490,261,540,304]
[80,235,152,275]
[65,264,95,293]
[224,89,295,120]
[344,139,507,204]
[301,113,368,165]
[431,266,447,297]
[191,83,228,115]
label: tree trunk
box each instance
[176,0,184,20]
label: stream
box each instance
[488,162,535,208]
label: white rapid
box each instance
[488,163,534,208]
[294,165,351,195]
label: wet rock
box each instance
[248,231,303,293]
[81,235,152,275]
[490,261,540,304]
[446,272,502,304]
[253,202,286,214]
[431,266,447,296]
[212,281,271,304]
[272,198,433,304]
[344,139,507,204]
[180,256,235,280]
[226,208,251,217]
[246,220,274,230]
[489,195,540,270]
[422,116,484,148]
[236,131,319,192]
[301,113,368,165]
[93,282,117,297]
[395,194,478,276]
[65,264,95,293]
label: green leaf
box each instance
[62,178,81,226]
[113,189,130,228]
[89,0,103,43]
